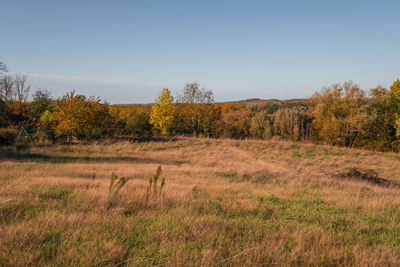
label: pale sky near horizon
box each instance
[1,0,399,103]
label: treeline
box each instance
[1,60,400,151]
[148,80,400,152]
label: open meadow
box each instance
[1,138,400,266]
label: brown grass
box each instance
[1,138,400,266]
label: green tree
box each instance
[31,89,54,119]
[150,88,174,135]
[390,79,400,139]
[126,112,153,140]
[364,86,399,150]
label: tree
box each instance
[51,91,112,140]
[390,79,400,97]
[150,88,174,135]
[0,75,14,102]
[0,61,7,76]
[0,74,31,103]
[273,108,313,141]
[250,111,273,139]
[31,89,54,117]
[0,74,33,127]
[222,109,253,139]
[308,81,368,147]
[29,89,55,129]
[364,86,399,150]
[389,79,400,139]
[176,82,220,137]
[14,74,31,102]
[178,82,213,104]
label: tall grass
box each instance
[1,138,400,265]
[146,165,165,207]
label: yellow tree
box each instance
[150,88,174,135]
[308,81,368,147]
[390,79,400,97]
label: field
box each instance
[1,138,400,266]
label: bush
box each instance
[0,100,9,127]
[0,128,18,146]
[125,112,152,140]
[6,101,33,128]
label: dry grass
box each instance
[1,138,400,266]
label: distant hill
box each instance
[216,98,307,108]
[115,98,307,108]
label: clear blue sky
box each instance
[1,0,399,103]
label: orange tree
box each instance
[51,91,112,140]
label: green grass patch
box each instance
[0,201,44,224]
[36,185,73,201]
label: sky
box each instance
[0,0,399,104]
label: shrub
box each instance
[0,128,18,146]
[0,100,9,127]
[125,112,152,140]
[6,101,33,128]
[338,168,394,187]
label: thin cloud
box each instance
[21,73,184,104]
[26,73,180,88]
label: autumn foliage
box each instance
[150,88,174,135]
[1,74,400,151]
[48,91,112,140]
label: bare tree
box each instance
[0,61,7,77]
[176,82,217,136]
[177,81,214,104]
[14,74,31,102]
[0,75,14,102]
